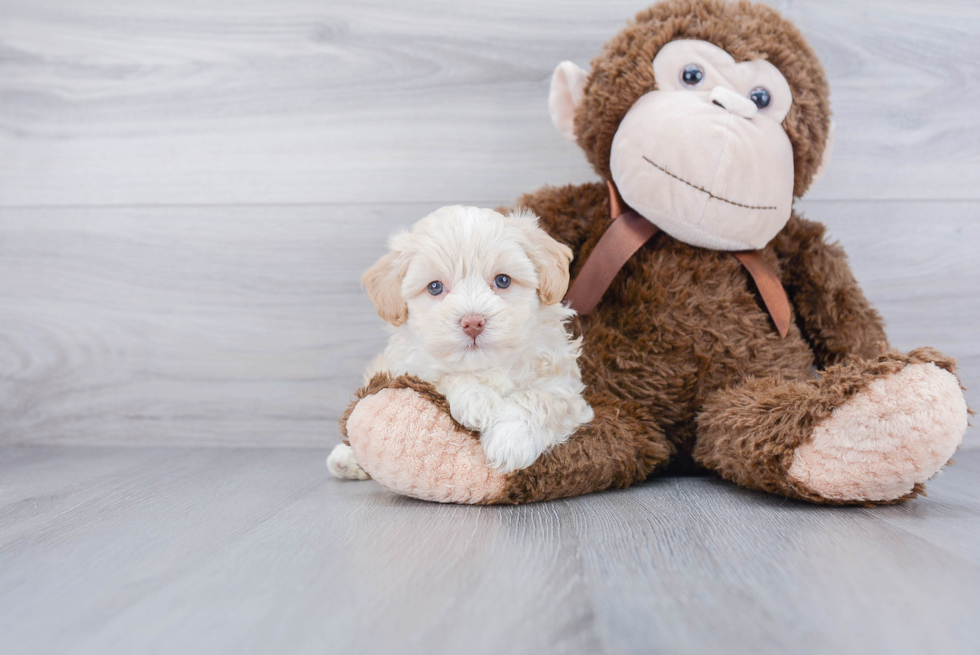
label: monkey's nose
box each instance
[460,314,486,339]
[709,86,758,119]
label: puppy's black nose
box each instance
[460,314,485,339]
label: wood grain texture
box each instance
[2,4,977,652]
[1,0,979,206]
[1,445,978,655]
[1,201,976,447]
[0,204,389,447]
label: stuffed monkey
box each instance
[338,0,969,505]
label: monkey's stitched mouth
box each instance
[642,156,776,211]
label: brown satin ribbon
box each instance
[563,184,660,316]
[731,250,791,338]
[564,181,791,338]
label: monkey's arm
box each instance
[771,214,887,367]
[505,182,610,255]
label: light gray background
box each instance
[1,1,978,654]
[1,0,977,448]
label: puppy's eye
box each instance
[680,64,704,87]
[493,274,511,289]
[749,86,771,109]
[427,281,444,296]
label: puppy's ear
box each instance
[362,250,408,326]
[514,211,573,305]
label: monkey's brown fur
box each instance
[342,0,963,504]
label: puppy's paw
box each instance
[327,443,370,481]
[481,416,543,474]
[444,382,502,433]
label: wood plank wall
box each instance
[1,0,977,447]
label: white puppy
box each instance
[328,205,594,479]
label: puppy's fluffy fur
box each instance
[328,205,594,479]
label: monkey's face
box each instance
[550,35,833,252]
[609,40,795,251]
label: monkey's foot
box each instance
[788,358,968,502]
[345,385,507,504]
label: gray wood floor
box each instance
[2,445,979,655]
[1,0,979,652]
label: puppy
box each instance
[328,205,594,479]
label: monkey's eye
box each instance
[427,281,444,296]
[680,64,704,87]
[493,274,511,289]
[749,87,771,109]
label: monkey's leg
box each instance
[341,374,671,504]
[693,348,968,504]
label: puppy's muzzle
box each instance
[460,314,486,339]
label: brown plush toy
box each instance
[339,0,969,505]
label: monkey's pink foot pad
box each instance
[346,388,507,504]
[789,362,968,502]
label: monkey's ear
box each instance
[549,61,589,142]
[810,120,835,186]
[513,210,573,305]
[362,250,408,326]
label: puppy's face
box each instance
[363,206,572,367]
